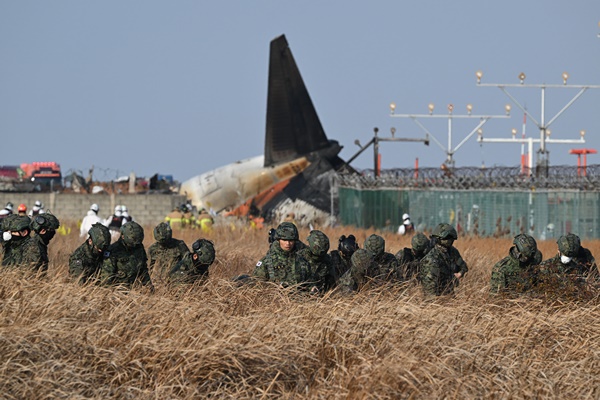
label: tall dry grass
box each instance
[1,222,600,399]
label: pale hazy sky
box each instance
[1,1,599,182]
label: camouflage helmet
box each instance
[307,230,330,257]
[88,223,111,251]
[120,221,144,247]
[338,234,359,257]
[43,212,60,230]
[411,232,430,253]
[0,214,17,231]
[432,223,458,240]
[10,215,31,232]
[192,239,216,265]
[557,233,581,257]
[513,234,537,258]
[30,211,60,232]
[153,222,172,243]
[275,222,298,241]
[364,234,385,257]
[350,248,374,280]
[30,214,53,232]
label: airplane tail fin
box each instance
[264,35,331,167]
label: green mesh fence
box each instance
[338,187,600,240]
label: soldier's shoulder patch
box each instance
[256,261,262,267]
[103,251,111,259]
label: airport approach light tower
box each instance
[388,102,510,168]
[475,70,600,177]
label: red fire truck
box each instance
[20,162,63,191]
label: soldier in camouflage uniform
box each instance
[419,223,468,296]
[69,223,111,284]
[329,234,359,288]
[252,222,310,287]
[364,234,401,283]
[490,233,539,294]
[19,212,61,274]
[561,233,596,279]
[539,233,596,283]
[395,232,431,281]
[264,226,307,258]
[100,221,153,289]
[148,222,190,284]
[0,213,18,263]
[1,216,33,268]
[298,230,334,292]
[336,249,377,294]
[169,238,215,284]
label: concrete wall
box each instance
[0,192,187,226]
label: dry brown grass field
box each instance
[1,221,600,399]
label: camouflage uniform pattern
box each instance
[490,248,538,294]
[264,222,306,258]
[337,249,377,293]
[364,234,400,282]
[265,239,307,258]
[536,234,595,298]
[69,223,111,284]
[253,240,310,287]
[19,213,61,274]
[298,230,334,292]
[329,251,351,287]
[169,239,215,284]
[20,234,48,273]
[419,223,468,296]
[540,233,596,279]
[557,234,597,279]
[148,223,190,283]
[419,245,464,296]
[395,232,431,280]
[490,234,539,294]
[1,216,33,269]
[69,241,104,284]
[100,222,152,288]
